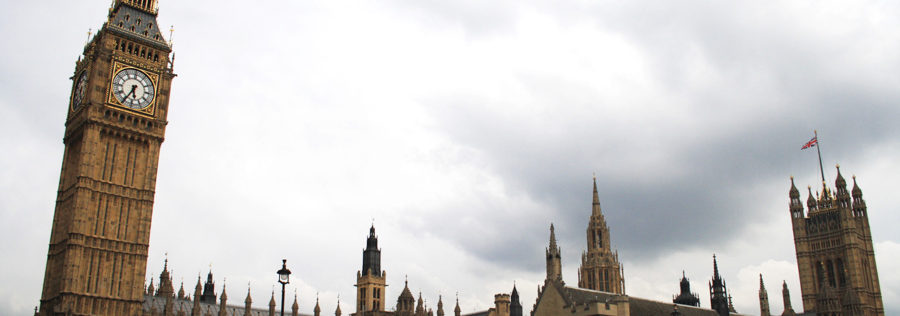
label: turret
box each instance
[781,281,795,316]
[218,283,228,316]
[157,258,175,297]
[292,293,299,316]
[834,165,852,209]
[201,271,217,304]
[546,224,562,282]
[759,274,770,316]
[178,282,186,300]
[708,255,729,316]
[510,285,522,316]
[493,294,510,316]
[362,224,382,277]
[806,186,816,212]
[245,287,253,316]
[673,271,700,307]
[192,276,202,316]
[851,175,867,217]
[269,291,277,316]
[396,280,415,313]
[335,299,343,316]
[789,177,804,218]
[437,295,445,316]
[314,295,322,316]
[148,279,156,296]
[454,296,461,316]
[416,293,425,315]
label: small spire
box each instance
[549,223,558,249]
[245,284,252,304]
[789,176,799,198]
[85,28,92,46]
[592,176,602,215]
[220,281,227,302]
[269,289,277,307]
[759,274,765,290]
[335,297,342,316]
[852,175,863,197]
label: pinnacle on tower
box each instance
[545,223,562,282]
[782,281,794,314]
[314,294,322,316]
[220,282,227,303]
[335,298,343,316]
[789,176,799,198]
[592,176,601,214]
[269,290,277,307]
[759,274,770,316]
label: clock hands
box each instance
[124,85,138,101]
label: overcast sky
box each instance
[2,0,899,315]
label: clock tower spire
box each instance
[38,1,175,315]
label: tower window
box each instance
[125,15,130,21]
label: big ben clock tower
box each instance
[39,1,175,315]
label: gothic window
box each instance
[826,260,836,287]
[836,259,846,287]
[816,262,825,288]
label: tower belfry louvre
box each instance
[39,0,175,314]
[577,177,625,294]
[788,166,884,315]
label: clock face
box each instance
[112,68,155,110]
[71,72,88,111]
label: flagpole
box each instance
[814,130,825,183]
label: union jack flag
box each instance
[801,137,817,150]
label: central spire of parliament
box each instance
[577,177,625,294]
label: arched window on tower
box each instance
[815,262,825,289]
[826,260,836,287]
[836,259,846,287]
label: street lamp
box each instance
[277,259,292,316]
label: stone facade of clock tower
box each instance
[39,1,175,315]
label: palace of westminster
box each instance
[35,1,885,315]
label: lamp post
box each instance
[277,259,292,316]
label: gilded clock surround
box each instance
[107,60,160,116]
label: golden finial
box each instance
[168,25,175,45]
[85,28,92,46]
